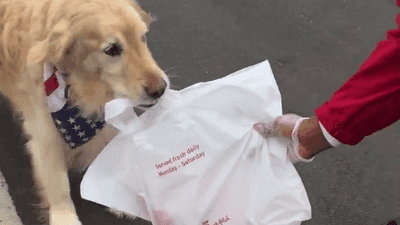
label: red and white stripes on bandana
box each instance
[44,63,67,112]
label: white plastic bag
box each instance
[81,60,312,225]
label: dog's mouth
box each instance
[133,103,157,116]
[137,103,156,108]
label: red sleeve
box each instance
[315,14,400,146]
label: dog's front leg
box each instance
[15,80,81,224]
[23,101,81,225]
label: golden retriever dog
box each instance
[0,0,168,223]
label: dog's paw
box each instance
[50,205,82,225]
[50,214,81,225]
[50,215,81,225]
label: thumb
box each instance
[274,113,302,139]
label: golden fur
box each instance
[0,0,168,223]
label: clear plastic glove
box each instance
[253,114,314,164]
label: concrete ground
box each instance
[1,0,400,224]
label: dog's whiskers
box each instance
[169,84,180,90]
[166,73,180,78]
[164,66,176,73]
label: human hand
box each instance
[253,114,314,164]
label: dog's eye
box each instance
[141,35,147,43]
[104,43,123,57]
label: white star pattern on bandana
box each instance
[55,119,62,125]
[72,125,81,131]
[68,117,76,124]
[52,103,105,149]
[78,131,85,138]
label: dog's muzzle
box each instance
[135,76,169,113]
[144,79,168,100]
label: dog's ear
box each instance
[131,0,156,26]
[24,19,74,86]
[27,18,101,74]
[26,19,74,67]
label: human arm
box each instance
[255,11,400,163]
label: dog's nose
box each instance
[144,79,167,99]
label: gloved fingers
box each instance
[253,117,280,137]
[253,114,302,138]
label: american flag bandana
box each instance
[44,64,105,149]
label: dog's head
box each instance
[29,0,168,118]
